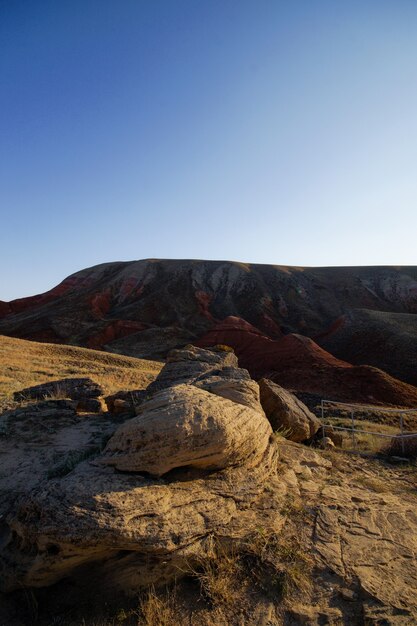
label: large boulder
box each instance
[259,378,321,442]
[0,347,279,592]
[100,383,271,476]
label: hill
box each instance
[0,334,161,405]
[1,259,417,405]
[317,308,417,386]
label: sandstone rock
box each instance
[315,483,417,617]
[75,398,103,413]
[100,346,270,476]
[314,425,343,448]
[318,436,335,450]
[259,379,321,442]
[0,346,279,592]
[14,378,103,402]
[3,399,77,421]
[100,383,271,476]
[0,441,280,592]
[146,344,240,395]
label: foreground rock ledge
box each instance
[0,346,280,592]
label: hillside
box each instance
[0,335,162,404]
[317,308,417,386]
[1,259,417,406]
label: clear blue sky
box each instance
[1,1,417,300]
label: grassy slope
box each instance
[0,334,162,401]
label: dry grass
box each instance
[187,537,245,608]
[188,510,313,614]
[322,416,401,454]
[353,475,391,493]
[0,335,162,402]
[138,586,178,626]
[247,500,313,601]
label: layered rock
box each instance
[0,346,279,592]
[101,383,270,476]
[259,378,320,442]
[1,259,417,391]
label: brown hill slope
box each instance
[0,335,161,403]
[1,259,417,394]
[196,317,417,407]
[317,308,417,386]
[1,259,417,345]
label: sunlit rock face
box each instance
[0,346,280,593]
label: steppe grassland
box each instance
[0,335,162,403]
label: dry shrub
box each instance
[138,585,178,626]
[383,434,417,459]
[188,536,245,608]
[242,526,312,600]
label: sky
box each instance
[1,0,417,300]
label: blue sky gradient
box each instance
[1,1,417,299]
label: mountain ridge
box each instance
[1,259,417,404]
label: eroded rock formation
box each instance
[0,346,280,592]
[259,378,321,441]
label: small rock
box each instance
[319,437,335,449]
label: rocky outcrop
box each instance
[14,377,103,402]
[101,383,271,476]
[104,389,147,414]
[259,378,320,441]
[315,483,417,619]
[0,346,279,592]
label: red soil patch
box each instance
[87,320,148,350]
[196,317,348,376]
[196,318,417,407]
[90,290,112,319]
[195,291,215,322]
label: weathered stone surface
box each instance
[259,378,321,441]
[2,399,77,421]
[14,377,103,402]
[0,440,281,592]
[100,346,269,476]
[0,346,279,592]
[75,398,103,413]
[101,383,271,476]
[315,483,417,618]
[146,344,240,395]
